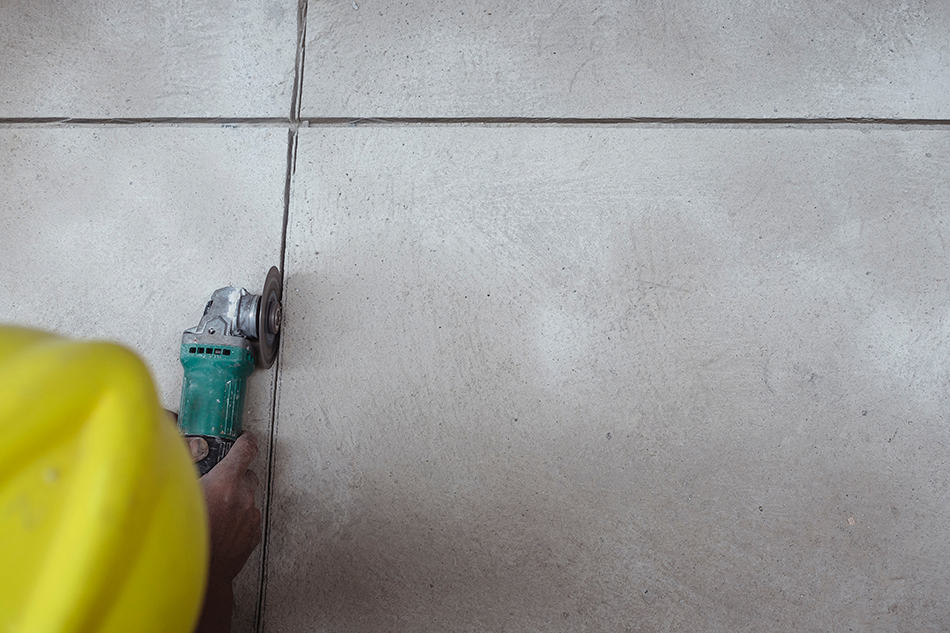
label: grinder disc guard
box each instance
[252,266,282,368]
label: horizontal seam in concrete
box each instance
[0,117,290,126]
[301,116,950,126]
[1,116,950,128]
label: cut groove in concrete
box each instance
[255,0,309,630]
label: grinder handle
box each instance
[177,343,255,475]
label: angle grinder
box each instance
[177,266,282,475]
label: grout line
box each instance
[2,116,950,129]
[288,0,308,123]
[278,130,299,271]
[298,116,950,127]
[253,122,295,633]
[292,7,308,122]
[256,0,308,630]
[0,117,289,126]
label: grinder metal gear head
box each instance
[181,266,282,368]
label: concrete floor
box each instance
[2,2,949,632]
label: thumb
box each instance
[219,433,258,474]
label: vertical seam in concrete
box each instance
[256,1,308,630]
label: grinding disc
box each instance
[252,266,282,368]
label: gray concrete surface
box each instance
[303,0,950,118]
[0,1,297,117]
[265,126,950,633]
[2,1,949,632]
[0,127,286,631]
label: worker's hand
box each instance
[196,434,262,633]
[201,433,262,582]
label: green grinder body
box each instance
[178,343,255,474]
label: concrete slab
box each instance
[0,1,297,117]
[265,125,950,632]
[302,1,950,118]
[0,126,287,633]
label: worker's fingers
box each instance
[219,433,258,474]
[187,436,210,463]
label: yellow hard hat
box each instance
[0,326,208,633]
